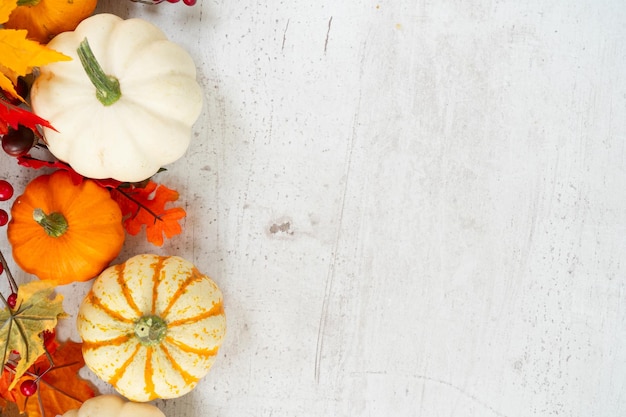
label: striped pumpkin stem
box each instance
[134,315,167,346]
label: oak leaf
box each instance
[111,181,187,246]
[0,281,66,390]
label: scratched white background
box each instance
[1,0,625,416]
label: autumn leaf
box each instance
[0,281,67,390]
[16,157,124,189]
[0,29,70,100]
[0,0,69,101]
[111,181,187,246]
[25,341,95,417]
[0,339,95,417]
[0,0,64,135]
[0,330,58,405]
[0,97,55,135]
[0,0,17,24]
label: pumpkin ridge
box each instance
[88,293,135,324]
[164,337,220,358]
[108,342,142,387]
[160,267,206,318]
[151,256,167,315]
[159,343,200,386]
[166,301,224,328]
[83,334,132,350]
[115,263,143,318]
[144,347,157,399]
[76,313,128,336]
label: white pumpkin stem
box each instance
[77,38,122,106]
[135,315,167,346]
[33,208,68,238]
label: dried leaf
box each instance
[0,281,66,390]
[111,181,187,246]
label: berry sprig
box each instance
[3,336,55,398]
[0,250,19,311]
[0,179,13,230]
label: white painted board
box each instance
[1,0,625,416]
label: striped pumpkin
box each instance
[76,254,226,402]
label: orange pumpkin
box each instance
[4,0,98,44]
[77,254,227,401]
[7,170,124,284]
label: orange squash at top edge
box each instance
[4,0,98,44]
[7,170,124,285]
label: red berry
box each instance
[0,262,3,275]
[20,379,37,396]
[0,179,14,201]
[0,209,8,226]
[183,0,196,4]
[7,293,17,309]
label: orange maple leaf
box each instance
[111,181,187,246]
[0,340,95,417]
[0,0,70,100]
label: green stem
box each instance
[134,315,167,346]
[17,0,41,6]
[33,208,68,238]
[77,38,121,106]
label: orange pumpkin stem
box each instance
[134,315,167,346]
[33,208,68,238]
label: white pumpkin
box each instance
[62,394,165,417]
[30,13,203,182]
[76,254,226,402]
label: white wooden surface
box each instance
[1,0,626,416]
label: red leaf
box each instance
[0,97,54,135]
[16,156,123,189]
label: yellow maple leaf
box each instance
[0,281,67,390]
[0,0,70,100]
